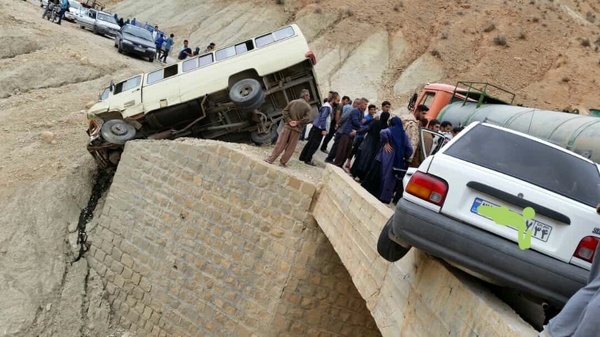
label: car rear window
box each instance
[444,124,600,207]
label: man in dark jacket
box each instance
[265,90,312,167]
[300,93,340,166]
[333,98,368,167]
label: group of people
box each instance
[41,0,69,25]
[177,40,217,61]
[265,89,464,205]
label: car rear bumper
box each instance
[391,198,588,306]
[121,43,156,58]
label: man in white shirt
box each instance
[152,25,159,41]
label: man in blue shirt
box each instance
[161,34,174,63]
[155,34,165,61]
[345,104,376,168]
[325,98,358,163]
[299,93,340,166]
[55,0,69,25]
[333,98,368,167]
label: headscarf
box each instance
[379,112,390,130]
[388,117,407,168]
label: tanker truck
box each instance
[408,81,600,163]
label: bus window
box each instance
[273,26,294,41]
[163,65,178,79]
[147,69,163,84]
[183,58,198,72]
[255,33,275,48]
[114,75,141,94]
[216,46,236,61]
[235,40,254,54]
[199,53,213,67]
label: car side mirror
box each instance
[109,80,115,92]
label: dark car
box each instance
[114,24,157,62]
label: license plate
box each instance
[471,197,552,242]
[134,47,144,52]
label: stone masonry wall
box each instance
[312,165,538,337]
[87,139,380,337]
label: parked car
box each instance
[114,25,157,62]
[75,8,120,37]
[63,0,83,22]
[378,121,600,308]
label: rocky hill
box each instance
[109,0,600,112]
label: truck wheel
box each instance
[377,217,410,262]
[229,78,264,108]
[100,119,137,145]
[250,122,279,146]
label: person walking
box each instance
[265,89,312,167]
[299,92,340,166]
[540,234,600,337]
[162,34,174,63]
[325,98,358,163]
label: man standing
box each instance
[333,98,368,167]
[321,95,350,154]
[152,25,159,41]
[325,98,359,163]
[265,89,312,167]
[155,34,165,61]
[400,104,429,167]
[375,100,392,120]
[131,17,137,26]
[540,239,600,337]
[162,34,174,63]
[178,40,193,60]
[55,0,69,25]
[300,92,340,166]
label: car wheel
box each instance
[80,25,85,29]
[251,121,280,146]
[93,25,98,35]
[100,119,137,145]
[229,78,264,109]
[377,217,411,262]
[117,42,122,54]
[148,57,154,62]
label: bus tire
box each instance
[229,78,263,108]
[100,119,137,145]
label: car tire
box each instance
[117,43,122,54]
[100,119,137,145]
[148,57,154,62]
[93,25,98,35]
[251,121,280,146]
[80,25,85,29]
[229,78,264,109]
[377,217,411,262]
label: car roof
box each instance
[468,121,597,165]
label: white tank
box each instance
[437,102,600,163]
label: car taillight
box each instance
[405,171,448,206]
[573,236,600,263]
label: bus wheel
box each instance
[100,119,137,145]
[229,78,264,109]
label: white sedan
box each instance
[378,121,600,309]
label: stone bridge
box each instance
[87,139,537,337]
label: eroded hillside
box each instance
[109,0,600,112]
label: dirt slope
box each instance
[1,0,600,336]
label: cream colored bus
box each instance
[86,24,322,168]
